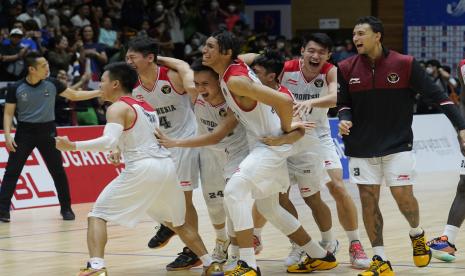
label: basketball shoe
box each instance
[284,241,305,267]
[286,252,337,273]
[319,240,339,255]
[349,240,370,269]
[166,247,202,271]
[410,231,432,267]
[223,255,238,273]
[148,224,176,249]
[358,255,394,276]
[212,238,230,263]
[225,260,260,276]
[427,235,457,262]
[76,263,107,276]
[202,261,224,276]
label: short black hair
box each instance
[104,62,138,94]
[191,59,219,78]
[127,36,159,62]
[302,33,333,51]
[426,59,441,68]
[355,16,384,42]
[211,30,240,60]
[24,52,43,70]
[251,49,285,81]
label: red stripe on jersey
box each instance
[223,60,252,83]
[278,85,294,99]
[282,59,300,73]
[180,181,191,186]
[119,98,139,131]
[120,96,155,111]
[158,66,184,95]
[321,62,334,75]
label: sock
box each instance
[253,227,263,238]
[443,224,460,244]
[200,254,212,267]
[373,246,387,260]
[321,229,334,243]
[89,257,105,269]
[239,248,257,269]
[346,229,360,243]
[230,244,239,257]
[215,227,228,241]
[409,226,423,237]
[301,240,327,259]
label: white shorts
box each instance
[319,132,343,170]
[200,148,227,206]
[169,146,200,191]
[89,157,186,228]
[225,146,249,180]
[234,144,291,199]
[349,151,417,186]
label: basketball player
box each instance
[54,62,222,276]
[125,37,202,270]
[202,30,337,275]
[426,59,465,262]
[280,33,370,269]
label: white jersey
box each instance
[194,94,248,152]
[281,59,334,136]
[132,65,197,139]
[117,96,171,163]
[220,60,284,146]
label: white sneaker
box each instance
[253,235,263,255]
[349,240,370,269]
[223,255,238,273]
[319,240,340,255]
[284,241,306,267]
[212,238,230,263]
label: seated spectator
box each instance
[16,0,47,29]
[78,25,108,88]
[71,4,91,28]
[98,17,117,48]
[0,28,28,81]
[47,35,73,76]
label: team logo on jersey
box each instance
[349,78,360,84]
[314,79,324,88]
[161,85,172,94]
[219,108,227,117]
[19,92,28,101]
[387,73,400,83]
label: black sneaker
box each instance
[166,247,202,271]
[0,210,10,223]
[61,208,75,221]
[148,224,176,249]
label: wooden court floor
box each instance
[0,173,464,275]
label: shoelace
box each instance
[212,242,227,259]
[289,245,304,260]
[367,260,381,271]
[351,242,368,259]
[412,237,428,255]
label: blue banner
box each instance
[405,0,465,25]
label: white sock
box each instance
[230,244,239,257]
[301,240,327,259]
[346,229,360,243]
[253,227,263,238]
[239,248,257,269]
[321,229,334,243]
[443,224,460,244]
[373,246,387,260]
[409,226,423,237]
[89,257,105,269]
[215,227,228,241]
[200,254,212,267]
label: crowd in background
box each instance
[0,0,460,126]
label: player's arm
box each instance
[155,110,239,148]
[158,56,197,95]
[238,53,259,65]
[336,66,353,135]
[261,120,315,146]
[410,59,465,152]
[293,66,337,115]
[55,102,128,152]
[227,76,294,133]
[60,87,102,101]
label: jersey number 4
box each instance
[159,116,172,128]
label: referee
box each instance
[0,52,102,222]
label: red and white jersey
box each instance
[118,96,171,163]
[194,94,247,151]
[220,60,283,145]
[132,66,197,139]
[280,59,333,135]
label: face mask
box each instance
[426,67,434,75]
[228,5,236,12]
[277,42,285,49]
[191,38,200,46]
[211,1,219,9]
[156,5,164,12]
[63,10,71,17]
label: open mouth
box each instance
[309,61,320,67]
[201,92,209,98]
[356,43,363,49]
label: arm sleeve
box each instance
[5,83,18,104]
[410,59,465,130]
[75,123,124,152]
[49,77,67,95]
[336,66,352,121]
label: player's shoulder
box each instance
[224,60,250,83]
[283,59,300,73]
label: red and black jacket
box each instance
[337,48,465,158]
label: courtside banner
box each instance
[0,126,123,210]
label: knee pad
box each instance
[224,174,254,232]
[206,202,226,225]
[256,196,301,236]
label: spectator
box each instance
[98,16,117,48]
[152,20,174,57]
[47,35,73,76]
[121,0,145,30]
[16,0,47,29]
[166,0,185,59]
[224,3,241,31]
[0,28,27,81]
[183,33,203,64]
[416,59,450,114]
[71,4,91,28]
[78,25,108,84]
[45,8,60,30]
[202,0,227,34]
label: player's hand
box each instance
[261,135,286,146]
[5,135,17,152]
[108,150,122,165]
[293,100,313,117]
[458,129,465,156]
[154,128,177,148]
[338,120,353,136]
[291,120,316,132]
[55,136,75,151]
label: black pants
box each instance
[0,121,71,212]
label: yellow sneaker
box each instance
[286,252,337,273]
[76,267,108,276]
[202,261,224,276]
[358,255,394,276]
[225,260,260,276]
[410,231,432,267]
